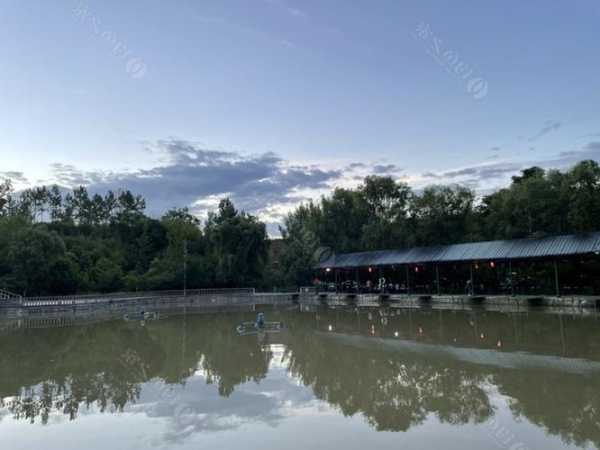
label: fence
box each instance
[7,288,255,308]
[0,289,22,301]
[23,288,253,302]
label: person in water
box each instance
[256,312,265,328]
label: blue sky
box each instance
[1,0,599,230]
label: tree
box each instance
[205,199,268,287]
[359,176,411,250]
[410,185,475,246]
[0,179,12,216]
[565,160,600,232]
[1,227,80,296]
[278,203,322,287]
[91,257,123,292]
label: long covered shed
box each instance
[316,232,600,297]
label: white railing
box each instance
[21,288,256,305]
[0,289,22,301]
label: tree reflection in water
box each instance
[1,307,600,447]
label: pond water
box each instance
[1,306,599,449]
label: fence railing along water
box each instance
[0,289,22,301]
[15,288,256,308]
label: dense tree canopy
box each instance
[277,160,600,286]
[2,160,600,294]
[0,186,268,296]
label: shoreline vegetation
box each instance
[1,160,600,296]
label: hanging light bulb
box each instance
[490,261,495,269]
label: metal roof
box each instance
[316,232,600,268]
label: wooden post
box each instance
[435,264,441,296]
[379,266,384,293]
[355,268,360,293]
[405,265,410,296]
[554,259,560,297]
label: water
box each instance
[1,306,599,449]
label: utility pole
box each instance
[183,239,188,296]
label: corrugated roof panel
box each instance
[316,232,600,268]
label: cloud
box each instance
[372,164,401,174]
[37,138,600,234]
[422,162,521,181]
[49,139,342,229]
[420,140,600,191]
[0,171,28,184]
[555,141,600,160]
[346,162,367,170]
[528,120,561,142]
[263,0,308,18]
[490,146,501,152]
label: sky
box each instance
[1,0,599,233]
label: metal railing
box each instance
[0,289,22,301]
[21,288,255,306]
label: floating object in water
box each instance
[236,316,284,335]
[124,311,160,322]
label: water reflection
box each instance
[1,307,600,448]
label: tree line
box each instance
[2,159,600,295]
[277,160,600,286]
[0,183,268,296]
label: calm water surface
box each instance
[1,306,600,449]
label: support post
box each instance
[334,269,339,293]
[183,239,188,297]
[554,259,560,297]
[435,264,440,296]
[509,260,514,297]
[355,268,360,294]
[470,263,474,296]
[405,265,410,296]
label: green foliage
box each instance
[0,187,268,295]
[204,199,269,287]
[410,185,475,246]
[0,226,78,296]
[278,164,600,287]
[2,160,600,294]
